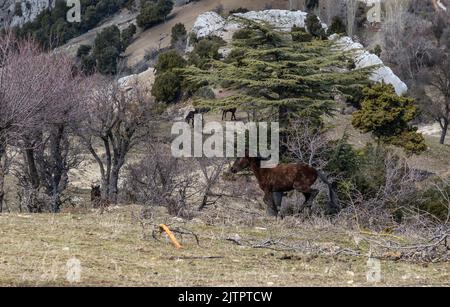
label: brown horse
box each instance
[222,108,237,121]
[230,156,339,216]
[185,108,210,126]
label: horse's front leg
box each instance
[263,192,278,217]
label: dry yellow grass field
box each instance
[0,205,448,286]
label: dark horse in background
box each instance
[231,155,340,217]
[222,108,237,121]
[185,108,210,126]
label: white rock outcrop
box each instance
[332,35,408,95]
[189,9,407,95]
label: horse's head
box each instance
[230,156,252,173]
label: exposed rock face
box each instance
[332,35,408,95]
[1,0,53,27]
[189,9,407,95]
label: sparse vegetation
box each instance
[0,2,448,287]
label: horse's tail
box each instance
[317,171,340,213]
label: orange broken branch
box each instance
[159,224,182,249]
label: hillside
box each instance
[1,1,449,288]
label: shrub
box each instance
[96,46,120,74]
[305,14,326,38]
[352,83,426,155]
[14,2,23,17]
[291,25,313,42]
[76,44,92,58]
[192,38,221,59]
[151,71,182,103]
[137,0,173,30]
[93,25,122,74]
[327,16,346,35]
[121,23,137,50]
[232,28,253,40]
[171,23,187,46]
[229,7,249,14]
[155,50,186,75]
[81,55,97,75]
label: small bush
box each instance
[121,23,137,50]
[327,16,346,36]
[171,23,187,46]
[77,44,92,58]
[291,25,313,42]
[155,50,186,75]
[305,14,326,39]
[229,7,249,14]
[151,71,182,103]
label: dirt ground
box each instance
[0,205,448,286]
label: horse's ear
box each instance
[256,153,271,161]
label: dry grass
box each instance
[0,205,448,286]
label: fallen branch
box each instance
[159,224,182,249]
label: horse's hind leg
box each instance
[273,192,283,211]
[263,192,278,217]
[302,189,319,209]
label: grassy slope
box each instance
[0,206,448,286]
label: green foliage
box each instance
[188,37,224,68]
[171,23,187,46]
[81,55,97,75]
[121,23,137,50]
[229,7,249,14]
[327,16,347,36]
[16,0,126,49]
[352,83,426,154]
[93,26,122,74]
[77,44,92,58]
[291,26,313,42]
[325,135,360,178]
[232,28,253,40]
[192,38,221,59]
[14,2,23,17]
[155,50,187,74]
[194,86,216,100]
[415,177,450,221]
[137,0,173,30]
[151,71,181,103]
[96,46,120,75]
[182,22,372,122]
[372,44,382,57]
[232,20,284,48]
[305,14,326,39]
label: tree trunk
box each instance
[24,146,40,190]
[0,141,5,213]
[49,124,65,213]
[440,119,449,145]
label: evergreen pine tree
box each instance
[182,21,373,129]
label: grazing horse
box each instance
[185,108,210,126]
[90,184,110,213]
[230,155,340,216]
[90,184,101,207]
[222,108,237,121]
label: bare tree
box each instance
[196,157,227,211]
[346,0,358,37]
[124,144,194,218]
[284,116,328,168]
[382,12,435,81]
[80,75,155,203]
[420,53,450,144]
[0,31,81,212]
